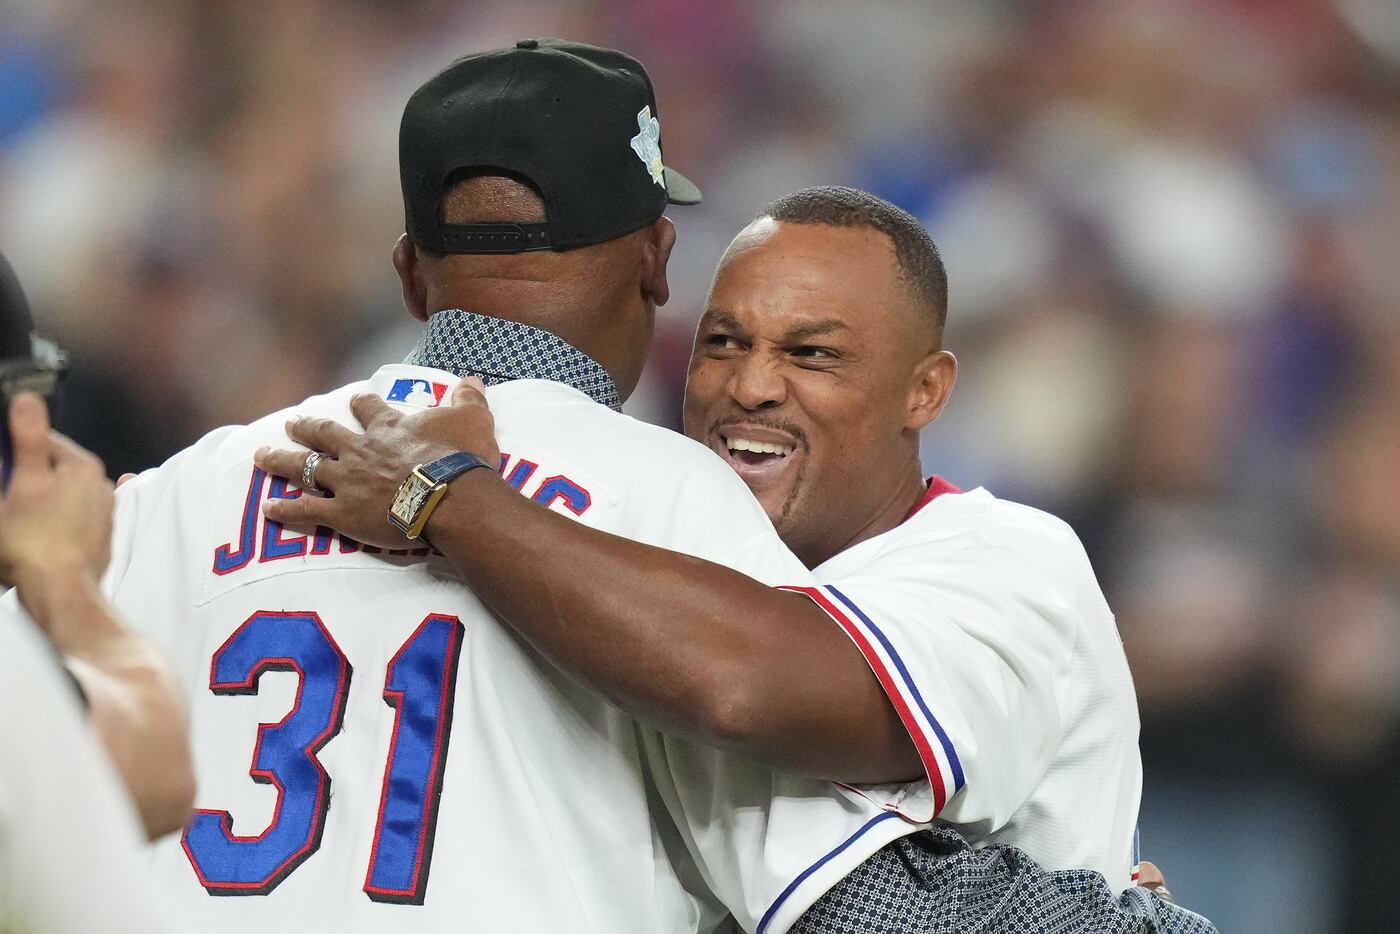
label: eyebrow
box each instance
[702,310,743,330]
[785,319,850,342]
[700,310,851,342]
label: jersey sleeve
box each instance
[101,426,239,600]
[0,611,174,933]
[647,452,815,588]
[800,524,1080,827]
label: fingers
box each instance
[117,473,138,488]
[49,431,106,473]
[7,393,52,474]
[284,415,358,457]
[1135,861,1165,890]
[260,491,334,533]
[349,393,396,429]
[254,446,340,494]
[452,376,488,407]
[1135,861,1172,902]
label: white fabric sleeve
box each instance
[646,453,815,588]
[800,530,1080,827]
[101,431,224,600]
[0,611,173,933]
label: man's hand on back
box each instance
[256,376,502,547]
[1136,861,1174,902]
[258,377,923,786]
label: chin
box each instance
[755,490,787,525]
[768,506,804,548]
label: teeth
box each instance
[724,436,794,457]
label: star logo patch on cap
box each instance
[629,106,666,189]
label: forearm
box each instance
[255,395,919,780]
[426,472,918,782]
[22,571,195,839]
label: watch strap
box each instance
[419,451,492,485]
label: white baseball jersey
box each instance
[0,607,171,933]
[645,479,1142,934]
[102,358,1140,933]
[102,363,821,933]
[809,480,1142,883]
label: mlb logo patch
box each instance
[386,378,448,408]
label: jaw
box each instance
[715,443,800,513]
[714,440,838,567]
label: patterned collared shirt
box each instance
[404,308,622,411]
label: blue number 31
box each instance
[182,611,464,904]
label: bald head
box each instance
[758,186,947,343]
[440,173,547,230]
[420,174,632,298]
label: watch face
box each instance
[391,475,431,523]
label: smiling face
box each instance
[683,217,957,567]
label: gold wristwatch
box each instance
[387,452,492,541]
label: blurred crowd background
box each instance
[1,0,1398,930]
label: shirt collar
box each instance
[404,309,622,411]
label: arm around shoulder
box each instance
[422,460,923,784]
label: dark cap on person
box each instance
[0,252,66,404]
[0,253,35,362]
[400,38,702,255]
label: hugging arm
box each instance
[255,384,920,785]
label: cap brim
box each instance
[664,167,702,205]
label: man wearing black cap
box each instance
[94,40,819,932]
[400,37,701,257]
[0,253,181,931]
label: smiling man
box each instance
[256,188,1217,932]
[688,206,954,571]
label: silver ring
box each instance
[301,451,326,496]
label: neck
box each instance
[407,309,624,410]
[801,452,927,568]
[430,277,640,396]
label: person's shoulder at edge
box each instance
[488,377,761,495]
[0,604,172,931]
[103,379,373,571]
[119,379,374,491]
[889,484,1088,561]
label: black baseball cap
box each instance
[0,253,66,384]
[0,252,69,484]
[400,38,701,255]
[0,253,34,361]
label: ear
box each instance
[392,234,430,322]
[640,216,677,307]
[905,350,957,432]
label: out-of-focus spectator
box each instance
[0,249,193,839]
[0,246,180,928]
